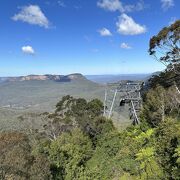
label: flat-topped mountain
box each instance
[0,73,86,83]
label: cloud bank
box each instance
[12,5,50,28]
[97,0,145,13]
[116,14,146,35]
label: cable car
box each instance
[119,99,126,106]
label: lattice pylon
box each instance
[103,82,143,125]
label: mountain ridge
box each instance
[0,73,86,83]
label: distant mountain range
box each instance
[0,73,86,83]
[85,74,152,84]
[0,73,159,84]
[0,72,160,84]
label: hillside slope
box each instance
[0,74,133,131]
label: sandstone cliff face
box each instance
[21,75,49,81]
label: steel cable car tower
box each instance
[103,82,143,125]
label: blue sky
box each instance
[0,0,179,76]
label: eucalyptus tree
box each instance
[149,20,180,94]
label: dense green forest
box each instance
[0,21,179,180]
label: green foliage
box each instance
[136,147,154,167]
[84,131,123,179]
[141,85,180,127]
[55,96,103,118]
[41,96,110,145]
[148,69,180,89]
[135,147,163,179]
[1,93,180,180]
[149,20,180,71]
[86,99,103,118]
[141,86,167,126]
[172,146,180,179]
[134,129,154,146]
[48,128,93,180]
[173,146,180,164]
[155,118,180,179]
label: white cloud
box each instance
[97,0,145,13]
[12,5,50,28]
[22,46,35,55]
[120,42,132,49]
[116,14,146,35]
[97,0,124,12]
[161,0,174,10]
[98,28,112,36]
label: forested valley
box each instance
[0,20,179,180]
